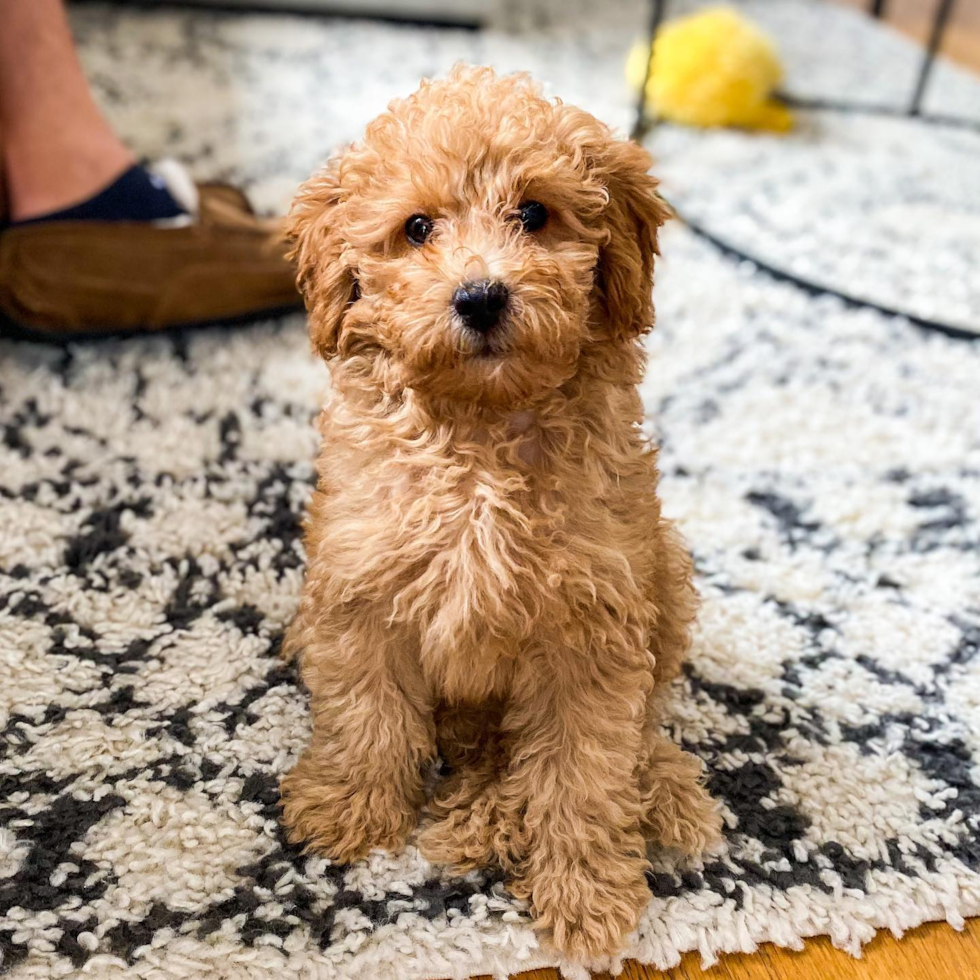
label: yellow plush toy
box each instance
[627,6,793,132]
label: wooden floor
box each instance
[474,5,980,980]
[834,0,980,72]
[490,916,980,980]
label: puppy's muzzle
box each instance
[453,280,509,334]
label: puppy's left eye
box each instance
[517,201,548,233]
[405,214,434,247]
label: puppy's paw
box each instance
[418,808,492,871]
[279,760,417,863]
[516,852,650,960]
[419,787,526,872]
[638,742,725,857]
[672,787,725,857]
[641,775,724,857]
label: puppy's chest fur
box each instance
[315,399,655,702]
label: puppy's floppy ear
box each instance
[285,153,356,360]
[594,139,671,341]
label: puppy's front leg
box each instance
[501,639,652,961]
[280,615,434,862]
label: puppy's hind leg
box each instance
[639,522,722,855]
[638,733,723,857]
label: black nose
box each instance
[452,280,509,333]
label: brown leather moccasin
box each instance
[0,181,302,340]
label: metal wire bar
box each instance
[910,0,956,115]
[629,0,667,141]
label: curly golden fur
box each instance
[279,65,721,961]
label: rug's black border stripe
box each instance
[70,0,482,31]
[779,95,980,135]
[675,210,980,343]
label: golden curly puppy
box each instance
[280,65,721,960]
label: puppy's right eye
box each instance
[517,200,548,232]
[405,214,434,247]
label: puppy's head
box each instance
[288,65,668,408]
